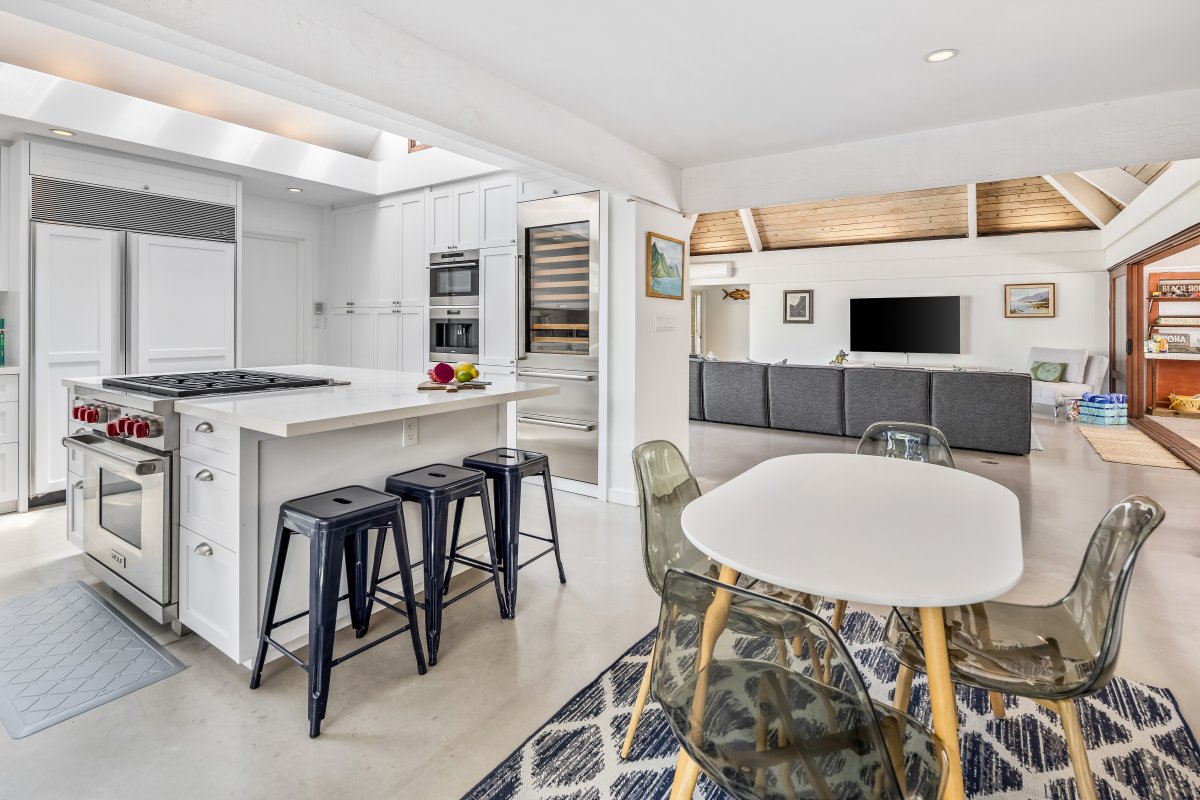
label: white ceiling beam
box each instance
[682,88,1200,211]
[1075,167,1148,206]
[7,0,682,209]
[686,212,699,234]
[737,208,763,252]
[1042,173,1121,228]
[966,183,978,239]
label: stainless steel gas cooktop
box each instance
[101,370,337,398]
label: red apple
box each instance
[427,362,455,384]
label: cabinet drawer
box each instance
[180,527,240,659]
[0,375,18,404]
[181,414,240,474]
[0,402,18,445]
[179,458,239,552]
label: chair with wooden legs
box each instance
[625,441,822,761]
[886,495,1165,800]
[653,568,949,800]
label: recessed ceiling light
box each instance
[49,128,76,137]
[286,187,303,193]
[925,49,958,63]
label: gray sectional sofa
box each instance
[689,357,1032,455]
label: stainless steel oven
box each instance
[429,249,480,306]
[429,306,480,362]
[63,433,177,624]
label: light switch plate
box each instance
[654,315,676,332]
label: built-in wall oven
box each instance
[516,191,601,484]
[429,307,480,363]
[429,249,480,306]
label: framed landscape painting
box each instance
[646,232,685,299]
[1005,283,1056,318]
[783,289,813,323]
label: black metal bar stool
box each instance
[249,485,426,738]
[449,448,566,618]
[373,465,508,666]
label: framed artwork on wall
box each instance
[783,289,813,323]
[646,231,686,299]
[1004,283,1056,318]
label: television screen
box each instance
[850,296,960,354]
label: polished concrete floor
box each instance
[1,411,1198,799]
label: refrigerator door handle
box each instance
[517,370,595,382]
[516,253,527,361]
[517,414,597,432]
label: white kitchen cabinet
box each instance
[452,182,481,250]
[327,207,354,307]
[332,192,424,308]
[480,174,517,248]
[398,191,427,305]
[350,204,378,307]
[399,306,427,373]
[131,234,236,374]
[349,309,375,369]
[180,459,240,553]
[181,413,241,475]
[372,307,427,373]
[374,308,402,372]
[479,246,518,366]
[427,184,454,251]
[324,307,382,369]
[517,171,593,203]
[180,527,240,659]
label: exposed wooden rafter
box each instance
[737,208,763,252]
[1076,168,1147,206]
[1042,173,1121,228]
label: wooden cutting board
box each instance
[417,381,487,392]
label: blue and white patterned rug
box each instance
[464,609,1200,799]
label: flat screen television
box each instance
[850,296,960,354]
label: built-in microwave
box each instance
[429,249,480,306]
[429,307,479,362]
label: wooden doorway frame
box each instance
[1109,221,1200,472]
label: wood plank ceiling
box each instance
[690,164,1172,255]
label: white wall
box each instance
[240,193,324,364]
[607,197,694,504]
[697,285,749,360]
[693,231,1108,372]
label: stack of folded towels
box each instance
[1079,392,1129,425]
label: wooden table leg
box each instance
[919,606,964,800]
[669,563,740,800]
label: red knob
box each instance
[85,408,99,423]
[116,417,130,435]
[72,406,82,420]
[133,421,150,438]
[106,421,121,436]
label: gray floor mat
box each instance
[0,580,184,738]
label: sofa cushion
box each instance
[1028,347,1087,384]
[931,371,1031,455]
[767,365,845,435]
[1030,360,1067,382]
[702,361,770,427]
[842,368,931,438]
[688,358,705,420]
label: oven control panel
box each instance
[71,398,165,442]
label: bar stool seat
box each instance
[249,485,426,738]
[456,447,566,618]
[375,465,508,666]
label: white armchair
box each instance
[1027,347,1110,410]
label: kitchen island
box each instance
[65,365,557,664]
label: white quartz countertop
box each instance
[68,365,558,438]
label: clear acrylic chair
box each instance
[625,441,822,760]
[885,495,1165,800]
[856,421,956,468]
[653,568,948,800]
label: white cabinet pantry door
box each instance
[33,223,122,495]
[479,175,517,248]
[323,307,354,366]
[374,197,401,306]
[427,185,454,251]
[131,234,236,374]
[328,207,354,307]
[241,235,303,367]
[452,181,481,249]
[349,309,376,369]
[479,246,517,365]
[374,309,402,372]
[350,204,379,307]
[399,191,427,305]
[399,306,427,374]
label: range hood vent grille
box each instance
[31,176,236,242]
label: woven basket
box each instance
[1168,393,1200,412]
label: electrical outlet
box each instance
[402,418,419,446]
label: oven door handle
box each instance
[62,434,165,475]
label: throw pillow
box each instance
[1031,361,1067,382]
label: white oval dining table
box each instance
[671,452,1024,800]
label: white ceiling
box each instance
[371,0,1200,168]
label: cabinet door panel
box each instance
[350,205,378,307]
[180,527,239,659]
[328,208,354,307]
[400,307,427,374]
[374,309,402,372]
[453,182,480,249]
[350,310,375,369]
[480,247,517,365]
[399,192,427,305]
[374,198,401,306]
[323,308,354,366]
[427,187,454,251]
[480,176,516,248]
